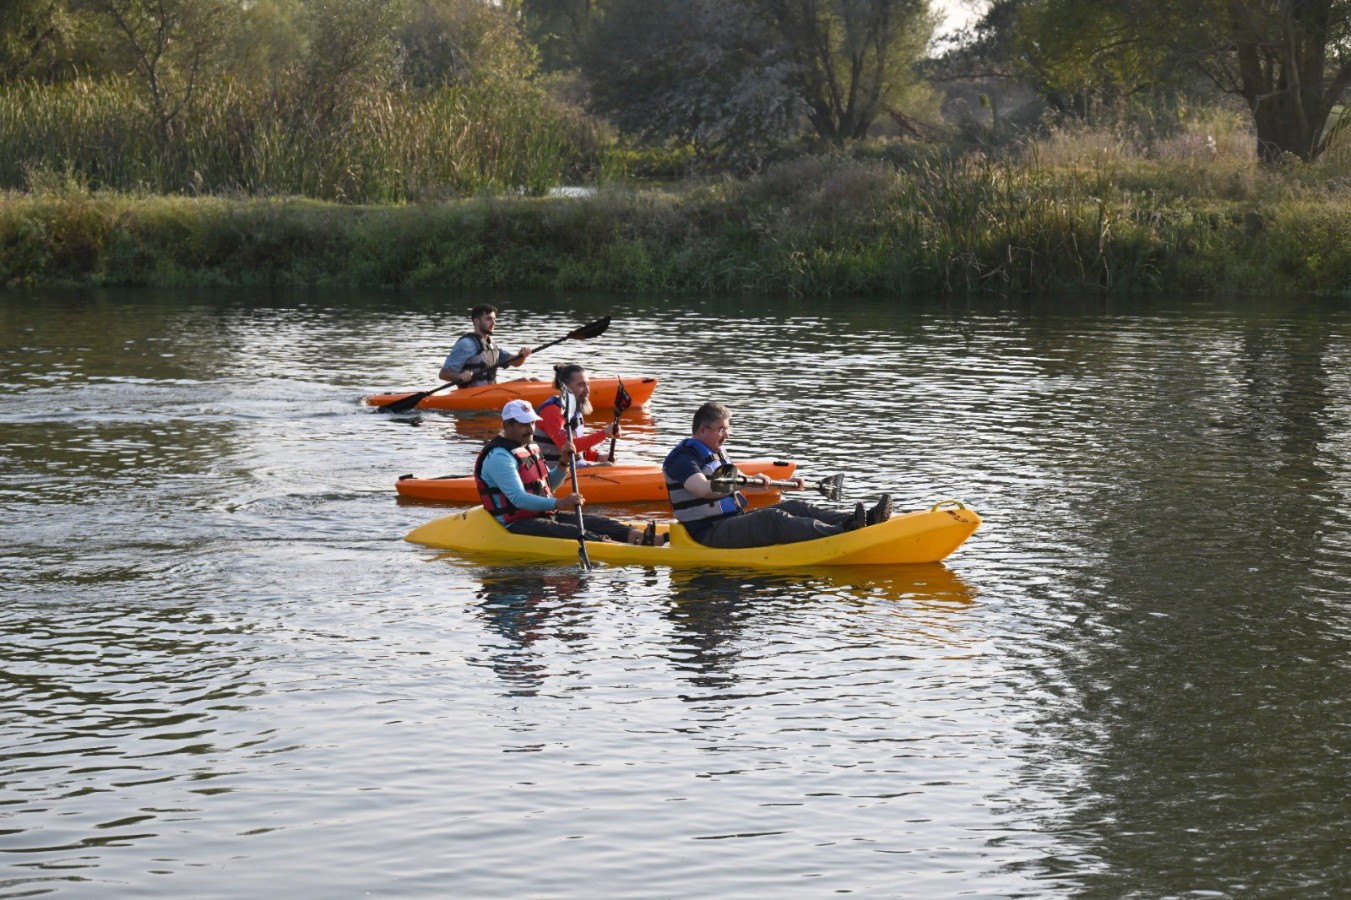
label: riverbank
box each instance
[3,150,1350,296]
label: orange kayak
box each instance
[367,376,658,412]
[397,459,797,505]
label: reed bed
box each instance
[0,77,595,202]
[4,108,1351,296]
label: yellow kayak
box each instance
[404,502,980,568]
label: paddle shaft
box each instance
[563,391,592,570]
[711,473,843,502]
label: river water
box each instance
[3,288,1350,897]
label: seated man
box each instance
[662,401,890,549]
[439,304,532,388]
[475,399,653,544]
[536,363,620,466]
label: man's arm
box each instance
[438,336,478,383]
[500,347,531,369]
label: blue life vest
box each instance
[663,438,744,525]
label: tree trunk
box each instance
[1228,0,1351,162]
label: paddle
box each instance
[607,376,632,461]
[377,315,612,413]
[562,389,592,571]
[709,464,844,503]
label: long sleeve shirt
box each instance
[479,446,567,515]
[538,401,608,463]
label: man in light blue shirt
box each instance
[476,400,650,544]
[440,304,532,387]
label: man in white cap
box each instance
[472,399,652,544]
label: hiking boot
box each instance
[843,502,866,532]
[866,493,892,526]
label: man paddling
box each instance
[536,363,621,467]
[662,402,891,548]
[439,304,533,388]
[476,400,657,545]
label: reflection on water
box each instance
[473,568,591,697]
[6,289,1351,895]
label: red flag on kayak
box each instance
[607,377,632,463]
[613,378,633,416]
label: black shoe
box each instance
[866,493,892,526]
[843,502,866,532]
[642,521,657,546]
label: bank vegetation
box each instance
[2,0,1350,296]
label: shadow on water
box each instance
[1007,305,1351,895]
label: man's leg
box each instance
[699,506,855,549]
[772,498,854,527]
[507,517,613,542]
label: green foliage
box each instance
[0,75,600,201]
[8,122,1351,297]
[584,0,936,164]
[978,0,1351,161]
[518,0,595,72]
[398,0,538,88]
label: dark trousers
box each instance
[508,514,634,543]
[695,499,852,549]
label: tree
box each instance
[996,0,1351,161]
[518,0,595,72]
[584,0,936,159]
[92,0,239,146]
[758,0,936,142]
[1198,0,1351,161]
[294,0,401,126]
[397,0,536,89]
[0,0,100,82]
[584,0,802,160]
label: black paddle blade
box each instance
[379,391,427,413]
[818,474,844,503]
[570,315,610,341]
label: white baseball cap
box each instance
[501,399,543,423]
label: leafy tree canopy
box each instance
[583,0,937,162]
[961,0,1351,160]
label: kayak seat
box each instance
[667,523,699,548]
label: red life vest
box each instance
[474,436,554,524]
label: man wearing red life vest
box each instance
[474,399,649,544]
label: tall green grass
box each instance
[0,76,602,202]
[4,112,1351,295]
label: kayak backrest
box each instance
[667,522,698,548]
